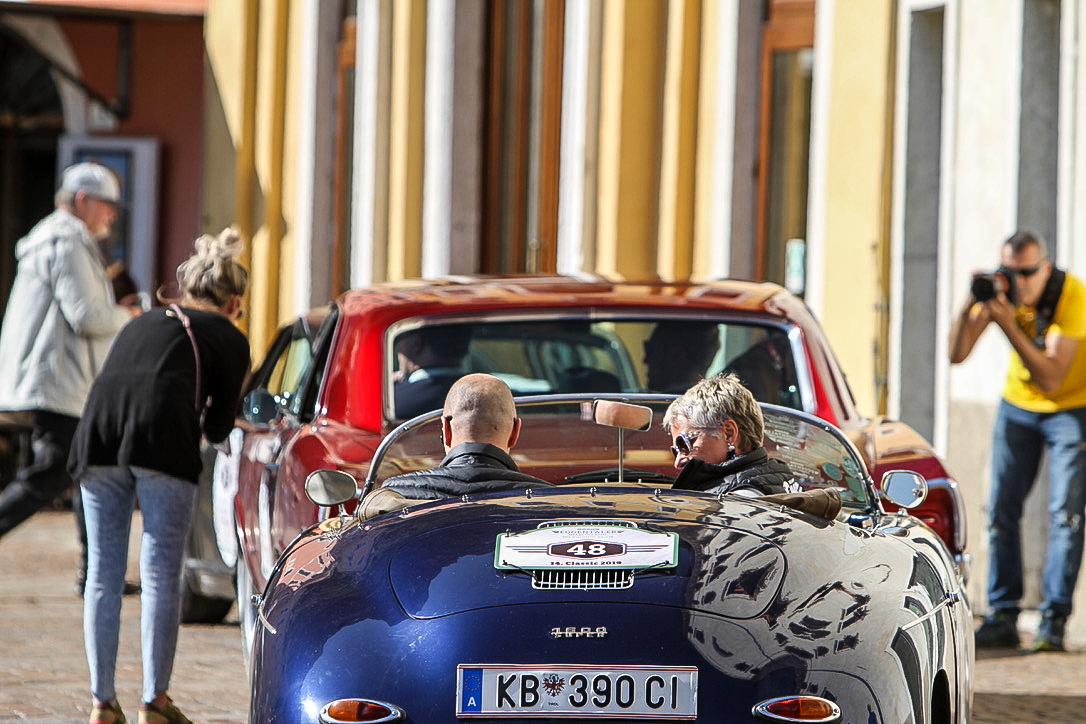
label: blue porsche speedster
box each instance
[244,395,973,724]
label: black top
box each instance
[670,447,793,496]
[394,370,462,419]
[382,442,552,499]
[69,306,250,483]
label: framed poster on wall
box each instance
[57,135,159,297]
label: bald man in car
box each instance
[378,373,551,501]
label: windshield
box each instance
[368,395,874,512]
[388,317,802,420]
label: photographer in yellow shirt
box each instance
[950,229,1086,652]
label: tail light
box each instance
[752,695,842,722]
[319,699,406,724]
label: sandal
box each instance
[138,697,192,724]
[89,700,126,724]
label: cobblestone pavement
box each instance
[3,510,1086,723]
[973,617,1086,723]
[1,510,247,724]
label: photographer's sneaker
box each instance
[974,610,1020,648]
[1033,611,1067,652]
[138,698,191,724]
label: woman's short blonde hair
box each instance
[663,371,764,451]
[167,227,249,308]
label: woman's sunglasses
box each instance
[670,431,706,458]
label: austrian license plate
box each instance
[456,664,698,719]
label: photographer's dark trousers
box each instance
[0,410,82,543]
[987,400,1086,617]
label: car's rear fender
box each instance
[251,602,901,724]
[250,493,965,723]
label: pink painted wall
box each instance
[60,14,205,296]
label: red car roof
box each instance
[316,275,855,434]
[337,275,787,317]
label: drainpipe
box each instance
[261,0,289,345]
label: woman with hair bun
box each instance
[69,228,251,724]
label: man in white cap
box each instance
[0,162,140,587]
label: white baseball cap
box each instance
[60,162,122,204]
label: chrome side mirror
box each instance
[305,469,359,507]
[880,469,927,510]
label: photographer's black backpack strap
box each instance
[1032,267,1066,349]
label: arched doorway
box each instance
[0,27,64,319]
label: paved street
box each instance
[4,510,1086,723]
[1,510,247,724]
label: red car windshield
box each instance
[388,318,801,420]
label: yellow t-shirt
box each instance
[1004,271,1086,411]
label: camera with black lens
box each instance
[971,266,1017,304]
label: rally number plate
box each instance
[494,523,678,570]
[456,664,698,719]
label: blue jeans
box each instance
[0,411,79,537]
[988,400,1086,617]
[80,466,197,704]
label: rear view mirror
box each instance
[591,400,654,485]
[305,469,359,507]
[593,400,653,431]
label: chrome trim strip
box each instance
[901,592,962,632]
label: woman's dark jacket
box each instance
[68,306,250,484]
[383,442,552,499]
[670,446,793,496]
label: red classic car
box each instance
[222,275,966,651]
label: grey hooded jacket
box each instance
[0,209,131,417]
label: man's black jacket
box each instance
[382,442,552,499]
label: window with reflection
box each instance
[388,317,802,419]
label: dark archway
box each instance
[0,27,63,318]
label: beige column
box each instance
[387,0,427,280]
[595,0,666,277]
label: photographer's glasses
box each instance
[670,430,708,458]
[1008,262,1045,278]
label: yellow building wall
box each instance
[596,1,667,277]
[594,0,719,284]
[205,0,302,357]
[202,3,242,251]
[204,0,258,348]
[248,0,291,353]
[657,0,701,282]
[387,0,426,282]
[812,0,895,416]
[204,0,896,392]
[278,2,305,324]
[692,0,725,281]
